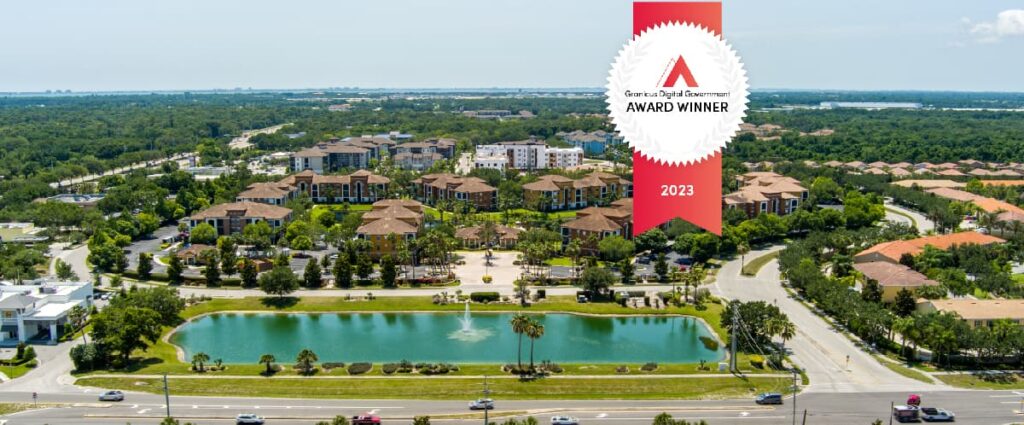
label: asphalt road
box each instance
[3,390,1023,424]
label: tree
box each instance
[689,233,720,263]
[242,220,274,250]
[259,353,276,375]
[55,259,78,281]
[634,228,668,253]
[580,266,614,298]
[333,254,353,288]
[565,239,583,281]
[108,287,185,326]
[240,258,258,288]
[619,258,634,284]
[380,254,397,288]
[598,235,635,262]
[525,318,545,369]
[296,348,318,375]
[893,288,916,317]
[68,304,89,344]
[167,254,184,286]
[190,222,217,245]
[356,253,373,280]
[219,237,238,276]
[137,252,153,280]
[114,249,129,273]
[317,416,353,425]
[259,264,299,297]
[191,352,210,372]
[303,257,323,289]
[89,305,162,364]
[654,253,669,283]
[861,279,883,304]
[779,319,796,352]
[161,417,197,425]
[510,313,530,369]
[478,220,498,249]
[202,251,221,286]
[842,190,885,229]
[737,243,750,269]
[413,416,431,425]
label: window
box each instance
[760,202,767,212]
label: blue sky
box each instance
[2,0,1023,92]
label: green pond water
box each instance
[170,312,725,364]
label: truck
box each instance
[893,405,919,423]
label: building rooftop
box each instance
[852,261,938,288]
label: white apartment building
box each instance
[0,280,93,343]
[473,139,583,171]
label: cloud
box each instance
[968,9,1024,43]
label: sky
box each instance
[1,0,1023,92]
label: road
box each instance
[3,389,1023,424]
[884,202,935,233]
[49,153,195,189]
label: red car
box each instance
[352,414,381,425]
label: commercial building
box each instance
[0,280,93,343]
[455,224,522,249]
[0,223,49,244]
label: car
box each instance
[551,416,579,425]
[236,413,265,424]
[920,407,955,422]
[352,414,382,425]
[468,398,495,410]
[755,392,783,405]
[98,390,124,402]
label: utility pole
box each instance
[801,409,807,425]
[730,303,739,373]
[889,401,894,425]
[163,373,171,418]
[792,368,798,425]
[482,375,491,425]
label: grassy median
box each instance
[76,375,789,400]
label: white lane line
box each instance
[596,413,608,418]
[137,409,150,414]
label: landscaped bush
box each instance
[418,363,456,375]
[347,362,372,375]
[470,292,500,303]
[382,363,399,374]
[535,289,546,299]
[749,355,765,369]
[641,362,658,372]
[699,336,719,351]
[322,362,346,370]
[615,365,629,374]
[398,360,413,373]
[482,275,493,283]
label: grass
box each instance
[0,403,49,416]
[2,360,38,379]
[423,207,577,223]
[885,207,918,229]
[76,375,790,400]
[1013,273,1024,284]
[740,252,780,276]
[312,204,373,214]
[879,360,934,384]
[935,372,1024,389]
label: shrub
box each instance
[482,275,493,283]
[641,362,658,372]
[382,363,399,374]
[23,346,37,362]
[699,336,719,351]
[536,289,546,299]
[615,365,629,374]
[322,362,346,370]
[398,359,414,373]
[749,355,765,369]
[347,362,372,375]
[469,292,500,303]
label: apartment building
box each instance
[356,199,424,258]
[278,170,390,203]
[411,173,497,211]
[560,198,633,254]
[560,130,623,155]
[392,138,456,171]
[523,172,633,211]
[474,138,583,171]
[290,136,395,173]
[722,172,808,217]
[187,201,292,237]
[235,182,299,205]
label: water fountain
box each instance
[449,301,492,342]
[459,301,473,333]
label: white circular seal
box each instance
[607,22,749,166]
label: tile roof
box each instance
[190,201,292,220]
[855,231,1004,263]
[892,179,965,189]
[925,299,1024,321]
[852,261,938,288]
[356,216,419,236]
[561,213,623,232]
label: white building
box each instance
[0,280,93,343]
[473,154,508,170]
[547,147,584,168]
[473,139,583,171]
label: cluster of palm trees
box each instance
[765,317,796,352]
[256,349,318,376]
[510,313,546,372]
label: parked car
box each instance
[468,398,495,410]
[551,416,579,425]
[352,414,381,425]
[754,392,783,405]
[236,413,265,424]
[920,407,955,422]
[98,390,124,402]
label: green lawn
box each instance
[879,360,934,384]
[76,375,789,400]
[935,372,1024,389]
[0,403,50,416]
[1013,273,1024,284]
[312,204,373,214]
[740,252,779,276]
[2,360,38,379]
[424,207,576,223]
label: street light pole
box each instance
[482,375,491,425]
[163,373,171,418]
[792,368,798,425]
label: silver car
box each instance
[468,398,495,410]
[98,390,124,402]
[551,416,580,425]
[236,413,266,424]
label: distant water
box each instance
[170,312,724,364]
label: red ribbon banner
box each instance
[631,2,723,236]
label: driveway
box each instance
[453,250,519,293]
[712,245,942,393]
[885,202,935,233]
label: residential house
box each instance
[722,172,808,217]
[412,174,497,211]
[187,201,293,237]
[854,231,1004,264]
[852,261,940,302]
[0,280,93,343]
[918,299,1024,329]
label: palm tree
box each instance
[296,349,318,375]
[525,319,545,370]
[68,305,88,344]
[779,320,796,352]
[737,242,751,269]
[259,354,276,375]
[192,352,210,372]
[510,314,530,369]
[764,318,784,346]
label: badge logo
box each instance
[607,22,749,166]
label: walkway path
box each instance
[712,245,943,393]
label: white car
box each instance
[468,398,495,410]
[236,413,266,424]
[920,407,955,422]
[551,416,579,425]
[98,390,124,402]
